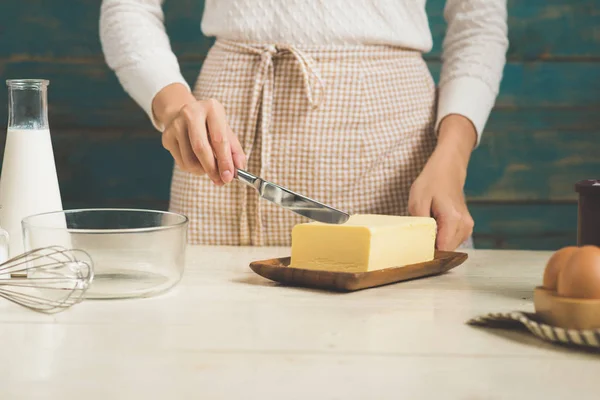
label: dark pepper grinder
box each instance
[575,179,600,246]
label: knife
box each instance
[235,169,350,224]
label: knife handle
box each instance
[235,169,260,190]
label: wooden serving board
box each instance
[249,250,468,292]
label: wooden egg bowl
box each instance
[534,287,600,330]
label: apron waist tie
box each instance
[216,40,325,245]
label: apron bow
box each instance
[216,40,326,245]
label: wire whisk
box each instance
[0,246,94,313]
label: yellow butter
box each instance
[290,214,437,273]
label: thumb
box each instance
[432,200,461,251]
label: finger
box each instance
[451,222,463,250]
[181,103,222,185]
[229,129,247,170]
[458,212,475,247]
[454,193,474,247]
[178,137,205,175]
[204,99,235,183]
[432,201,461,251]
[161,128,184,170]
[175,120,204,174]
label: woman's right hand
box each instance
[152,83,247,186]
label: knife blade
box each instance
[235,169,350,224]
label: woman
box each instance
[99,0,508,250]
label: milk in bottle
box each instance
[0,79,63,257]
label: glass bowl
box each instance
[21,208,188,299]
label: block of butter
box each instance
[290,214,437,273]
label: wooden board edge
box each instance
[248,251,468,292]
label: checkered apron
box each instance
[169,40,438,246]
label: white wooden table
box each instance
[1,246,598,399]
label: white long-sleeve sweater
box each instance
[99,0,508,144]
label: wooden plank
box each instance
[0,0,208,60]
[473,235,575,251]
[64,199,169,211]
[0,0,597,60]
[36,194,583,253]
[485,108,598,132]
[56,201,577,250]
[466,130,600,201]
[0,127,582,250]
[427,62,600,108]
[59,199,575,251]
[0,60,598,128]
[470,202,578,250]
[45,129,172,206]
[469,202,577,236]
[425,0,600,60]
[0,128,594,213]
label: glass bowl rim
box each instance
[21,208,189,234]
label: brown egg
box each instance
[557,245,600,299]
[543,246,578,290]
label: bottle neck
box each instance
[7,80,49,130]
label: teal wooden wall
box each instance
[0,0,598,249]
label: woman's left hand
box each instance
[408,115,477,251]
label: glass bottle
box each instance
[0,79,63,258]
[575,179,600,246]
